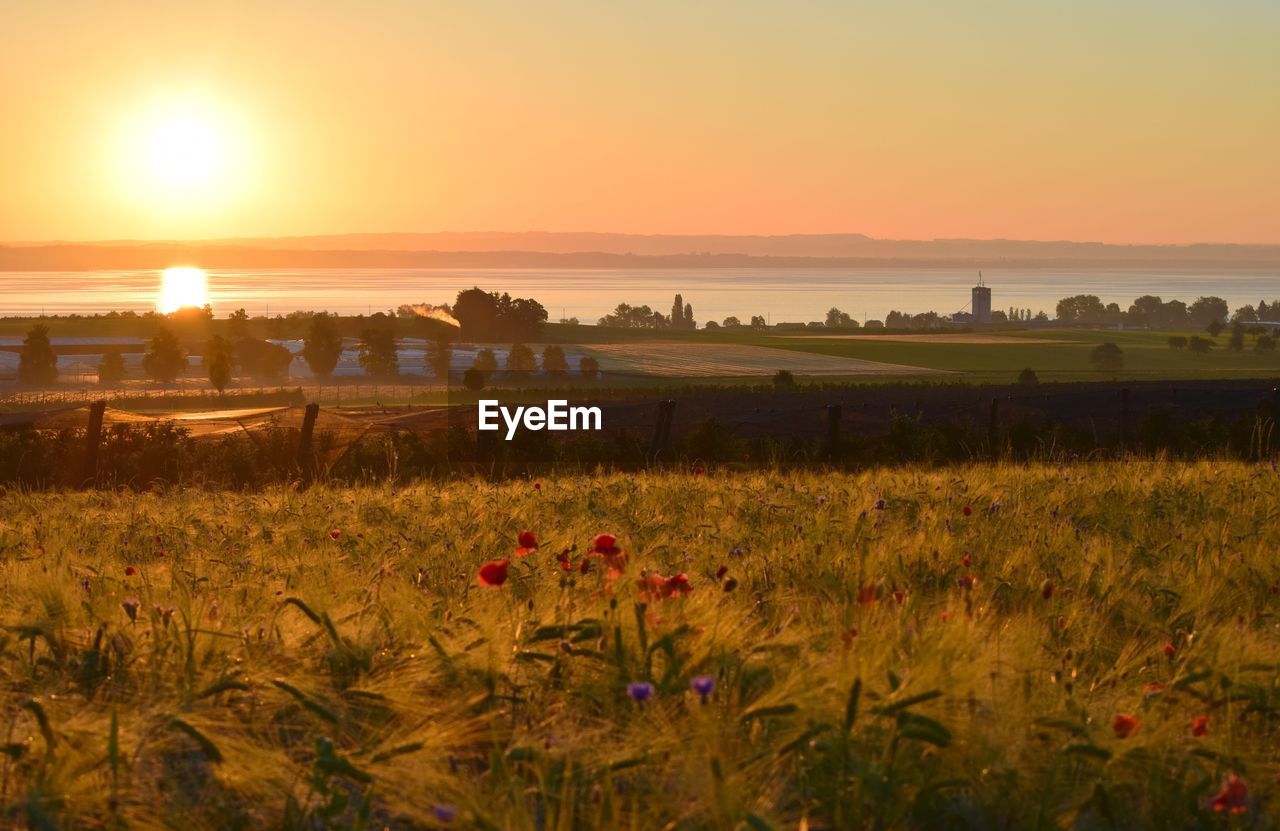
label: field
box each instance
[3,462,1279,828]
[571,342,947,378]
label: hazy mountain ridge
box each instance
[3,233,1279,270]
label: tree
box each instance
[1233,305,1258,323]
[826,308,855,328]
[303,312,344,379]
[235,339,293,380]
[773,369,796,390]
[17,323,58,386]
[579,356,600,379]
[452,287,547,340]
[684,302,694,330]
[1189,296,1229,328]
[1055,295,1107,325]
[228,308,251,340]
[750,315,767,329]
[205,335,234,393]
[462,368,485,391]
[473,348,498,376]
[1255,335,1276,353]
[1228,323,1246,352]
[428,335,453,381]
[505,343,537,373]
[671,294,685,329]
[723,316,741,328]
[1187,335,1213,353]
[1089,342,1124,371]
[358,327,399,379]
[598,303,668,329]
[703,320,721,329]
[540,345,569,374]
[1167,335,1188,349]
[1206,320,1224,338]
[1016,367,1039,386]
[97,348,125,386]
[142,326,188,383]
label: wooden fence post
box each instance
[1120,387,1131,448]
[77,400,107,489]
[297,403,320,487]
[826,404,842,460]
[650,399,675,462]
[988,398,1000,459]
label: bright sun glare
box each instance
[145,115,223,189]
[158,267,209,313]
[117,96,250,208]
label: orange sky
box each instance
[2,0,1277,245]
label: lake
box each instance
[1,267,1277,323]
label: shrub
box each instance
[97,349,126,385]
[142,326,188,383]
[462,367,485,391]
[1016,367,1039,385]
[473,348,498,376]
[18,323,58,386]
[773,369,796,390]
[1089,342,1124,372]
[540,344,569,374]
[1187,336,1213,353]
[1167,336,1187,350]
[1256,335,1276,353]
[505,343,537,373]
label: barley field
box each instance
[3,462,1279,828]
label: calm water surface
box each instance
[1,268,1276,323]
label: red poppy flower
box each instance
[477,559,511,587]
[125,565,137,577]
[856,583,880,605]
[329,529,341,541]
[533,481,542,491]
[693,466,705,477]
[1142,683,1165,696]
[1162,641,1176,658]
[1041,580,1054,599]
[640,572,692,601]
[962,505,972,516]
[557,550,572,571]
[578,558,590,574]
[515,530,539,557]
[590,534,627,573]
[715,565,728,579]
[1210,774,1248,814]
[1111,713,1139,738]
[1191,715,1209,737]
[962,554,971,567]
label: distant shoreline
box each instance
[3,245,1280,272]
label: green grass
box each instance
[3,462,1279,827]
[762,331,1280,382]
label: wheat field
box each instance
[2,462,1278,828]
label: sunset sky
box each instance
[3,0,1277,245]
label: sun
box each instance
[145,115,223,190]
[115,95,252,208]
[158,267,209,313]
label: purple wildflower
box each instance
[627,681,655,703]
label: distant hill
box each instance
[3,232,1279,270]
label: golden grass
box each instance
[2,461,1279,827]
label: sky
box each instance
[1,0,1277,245]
